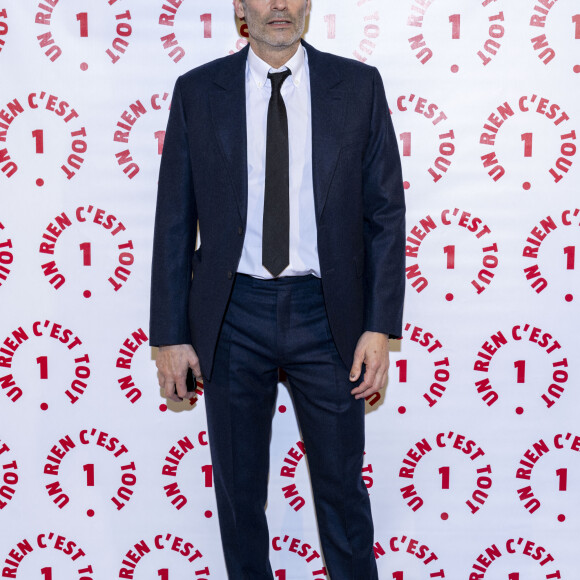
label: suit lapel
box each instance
[209,42,346,225]
[305,41,347,220]
[210,45,250,224]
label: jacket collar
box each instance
[210,40,346,224]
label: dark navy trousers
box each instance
[204,274,378,580]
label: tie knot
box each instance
[268,69,292,93]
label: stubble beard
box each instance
[246,10,306,52]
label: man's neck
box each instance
[249,40,301,70]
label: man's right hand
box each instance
[156,344,202,402]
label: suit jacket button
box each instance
[227,271,233,279]
[238,226,243,235]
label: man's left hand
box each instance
[349,331,390,400]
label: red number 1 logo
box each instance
[395,359,407,382]
[202,465,213,487]
[155,131,166,155]
[449,14,461,39]
[564,246,575,270]
[200,13,212,38]
[572,14,580,39]
[521,133,533,157]
[83,464,95,487]
[36,356,48,379]
[79,242,92,267]
[324,14,336,39]
[399,132,412,157]
[76,12,89,37]
[556,467,568,491]
[514,360,526,383]
[32,129,44,154]
[443,245,455,269]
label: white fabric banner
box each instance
[0,1,578,578]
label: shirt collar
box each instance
[247,44,306,90]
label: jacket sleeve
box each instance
[149,76,198,346]
[362,68,406,339]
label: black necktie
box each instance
[263,69,292,278]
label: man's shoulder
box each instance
[303,40,377,77]
[174,41,378,89]
[178,46,249,87]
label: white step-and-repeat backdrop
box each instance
[1,1,579,578]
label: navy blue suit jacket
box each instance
[150,40,405,380]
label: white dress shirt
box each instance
[237,45,321,279]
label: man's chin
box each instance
[264,33,302,49]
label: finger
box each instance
[362,362,378,390]
[163,379,182,402]
[158,371,169,394]
[349,350,365,382]
[156,364,169,389]
[351,363,384,398]
[353,380,376,400]
[357,367,388,399]
[350,361,373,394]
[351,375,372,396]
[368,370,387,397]
[352,379,373,399]
[175,375,189,399]
[190,360,203,380]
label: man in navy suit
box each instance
[150,0,405,577]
